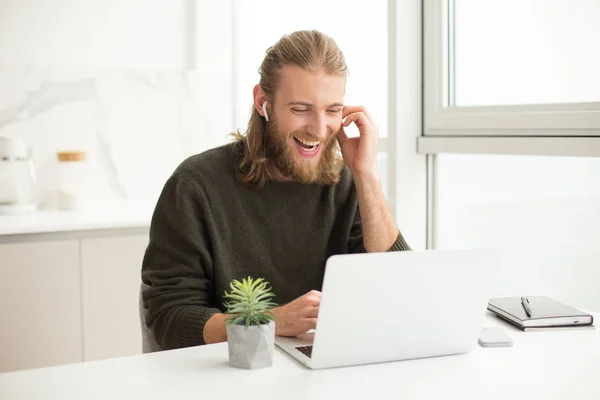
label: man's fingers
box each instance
[336,128,348,146]
[304,318,318,331]
[342,105,374,124]
[302,290,321,301]
[304,295,321,306]
[305,306,319,319]
[343,112,370,130]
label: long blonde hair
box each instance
[232,30,349,188]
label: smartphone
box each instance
[478,327,513,347]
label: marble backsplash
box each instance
[0,66,233,209]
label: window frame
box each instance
[421,0,600,156]
[421,0,600,249]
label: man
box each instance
[141,30,410,350]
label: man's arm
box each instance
[353,171,405,252]
[142,173,222,349]
[338,105,410,252]
[203,314,228,344]
[204,290,323,342]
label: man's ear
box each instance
[253,84,269,118]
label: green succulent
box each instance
[223,277,277,327]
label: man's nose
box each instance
[308,113,328,140]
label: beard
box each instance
[264,118,343,185]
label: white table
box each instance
[1,312,599,400]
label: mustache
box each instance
[289,129,338,143]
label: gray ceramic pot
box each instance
[226,321,275,369]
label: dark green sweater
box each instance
[141,142,410,350]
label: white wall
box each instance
[0,0,190,68]
[0,1,236,207]
[193,0,234,136]
[0,67,221,208]
[394,0,426,250]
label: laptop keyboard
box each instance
[295,345,313,358]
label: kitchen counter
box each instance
[0,205,152,371]
[0,205,153,237]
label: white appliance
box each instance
[0,136,38,214]
[275,247,504,369]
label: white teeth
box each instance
[295,136,320,146]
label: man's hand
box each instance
[337,105,402,253]
[271,290,321,337]
[337,105,379,176]
[203,290,320,343]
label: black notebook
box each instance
[488,296,594,330]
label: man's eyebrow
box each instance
[287,101,344,108]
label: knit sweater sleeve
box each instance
[141,173,220,350]
[388,231,412,251]
[348,205,411,253]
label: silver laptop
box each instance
[275,248,503,369]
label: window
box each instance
[435,153,600,311]
[454,0,600,107]
[422,0,600,284]
[422,0,600,142]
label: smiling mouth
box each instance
[294,136,321,152]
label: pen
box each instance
[521,296,532,317]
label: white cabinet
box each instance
[0,230,149,372]
[0,240,82,373]
[81,234,148,361]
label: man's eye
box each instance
[292,108,309,113]
[328,109,342,114]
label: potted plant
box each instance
[223,277,277,369]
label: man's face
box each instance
[265,65,346,184]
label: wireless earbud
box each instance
[262,102,270,122]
